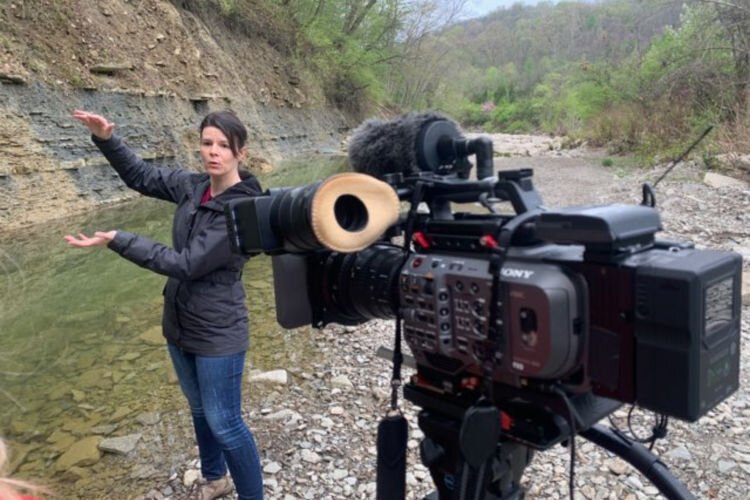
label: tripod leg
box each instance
[580,424,696,500]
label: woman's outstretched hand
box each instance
[64,231,117,248]
[73,110,115,140]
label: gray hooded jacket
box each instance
[94,134,263,356]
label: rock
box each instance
[264,461,282,474]
[91,424,118,435]
[704,172,748,189]
[248,156,274,173]
[331,469,348,480]
[665,446,692,461]
[249,369,288,385]
[61,466,91,482]
[130,464,160,479]
[98,433,142,455]
[300,449,321,464]
[0,72,27,84]
[624,475,644,490]
[264,409,301,421]
[9,420,34,435]
[606,459,629,475]
[71,389,86,402]
[139,326,164,346]
[108,406,133,423]
[183,469,200,487]
[331,374,353,389]
[136,412,160,426]
[329,406,345,415]
[90,62,134,74]
[55,436,102,471]
[6,441,39,474]
[718,460,736,473]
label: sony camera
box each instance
[225,112,741,450]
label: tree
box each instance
[704,0,750,111]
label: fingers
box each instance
[64,233,96,248]
[72,109,114,132]
[65,230,115,248]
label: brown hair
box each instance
[199,110,248,157]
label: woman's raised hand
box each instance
[64,231,117,248]
[72,110,115,140]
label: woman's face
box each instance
[200,126,245,178]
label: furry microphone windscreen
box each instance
[347,111,450,179]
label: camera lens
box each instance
[309,244,405,324]
[334,194,368,231]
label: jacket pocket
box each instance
[179,280,243,328]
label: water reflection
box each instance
[0,154,347,498]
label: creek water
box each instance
[0,155,348,498]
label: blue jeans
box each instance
[168,344,263,500]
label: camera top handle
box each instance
[389,167,544,222]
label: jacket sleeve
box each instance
[93,134,191,203]
[106,216,236,280]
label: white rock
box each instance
[329,406,345,415]
[331,469,348,480]
[183,469,200,487]
[264,461,282,474]
[249,369,288,385]
[331,374,353,389]
[704,172,748,189]
[300,449,321,464]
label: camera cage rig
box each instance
[369,164,699,500]
[227,116,739,500]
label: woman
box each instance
[66,109,264,500]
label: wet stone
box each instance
[99,433,142,455]
[136,412,160,426]
[55,436,102,471]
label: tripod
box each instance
[404,382,696,500]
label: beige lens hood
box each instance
[309,172,400,252]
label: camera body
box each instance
[263,199,741,428]
[394,209,740,424]
[225,114,741,451]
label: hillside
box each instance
[0,0,349,230]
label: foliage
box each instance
[205,0,750,160]
[253,0,467,115]
[381,0,750,161]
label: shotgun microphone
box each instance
[348,112,495,180]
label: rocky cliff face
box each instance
[0,0,350,231]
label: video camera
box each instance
[225,112,742,499]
